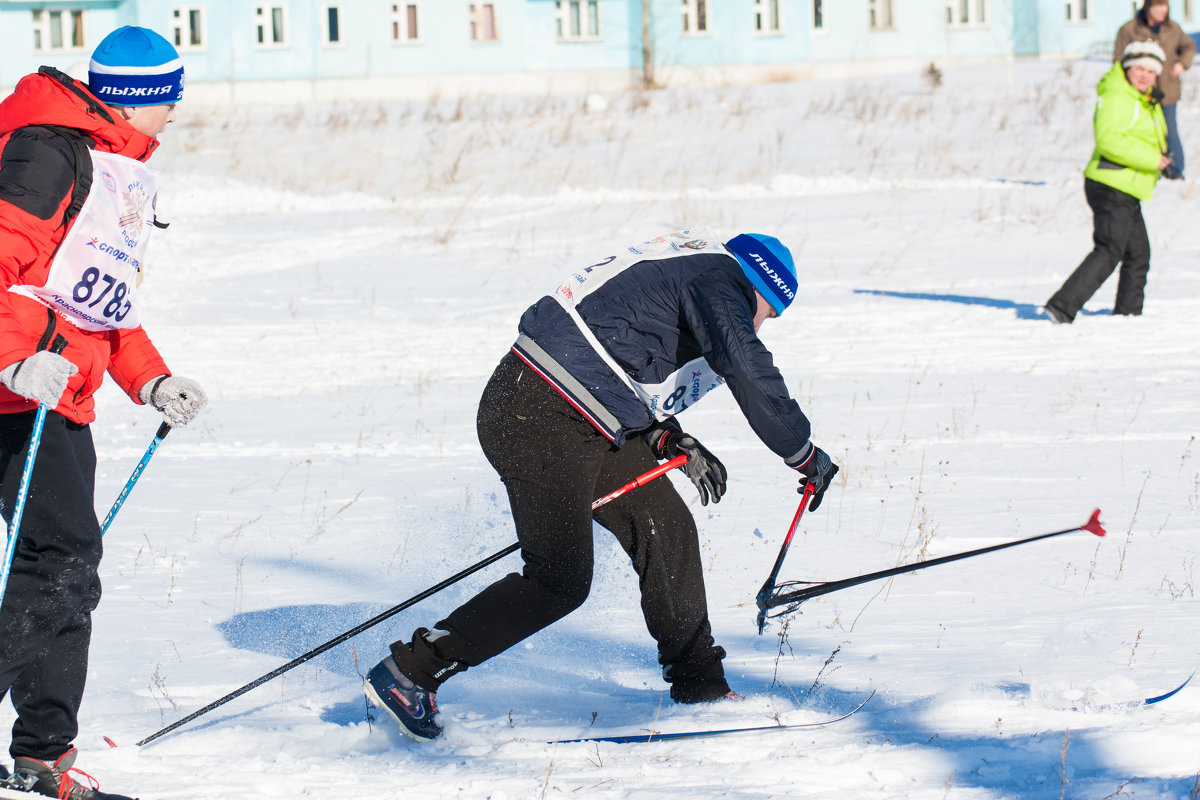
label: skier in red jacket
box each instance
[0,27,206,800]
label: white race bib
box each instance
[552,228,727,421]
[12,149,155,331]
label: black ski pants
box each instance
[391,352,728,703]
[0,412,102,762]
[1047,178,1151,321]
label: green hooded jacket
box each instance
[1083,63,1168,201]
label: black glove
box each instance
[795,445,839,512]
[648,422,727,506]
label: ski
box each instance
[1071,671,1196,713]
[551,689,874,745]
[1144,671,1194,705]
[0,781,138,800]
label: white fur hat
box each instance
[1121,39,1167,75]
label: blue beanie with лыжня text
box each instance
[88,26,184,107]
[724,233,798,315]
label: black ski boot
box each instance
[8,749,135,800]
[364,655,443,741]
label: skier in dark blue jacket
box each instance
[365,228,839,741]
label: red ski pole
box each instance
[754,483,816,634]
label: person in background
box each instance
[1045,41,1170,324]
[0,26,207,800]
[364,228,839,741]
[1115,0,1194,179]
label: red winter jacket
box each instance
[0,68,169,424]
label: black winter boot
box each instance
[9,749,135,800]
[364,656,443,742]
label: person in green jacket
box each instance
[1045,40,1171,324]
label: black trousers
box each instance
[0,412,101,762]
[391,352,728,702]
[1047,178,1151,321]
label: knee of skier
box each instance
[526,560,593,613]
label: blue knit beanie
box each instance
[88,26,184,107]
[725,233,798,315]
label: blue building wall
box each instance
[1012,0,1042,56]
[1030,0,1138,56]
[0,1,1194,95]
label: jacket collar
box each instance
[0,67,159,161]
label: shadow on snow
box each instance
[213,560,1189,798]
[853,288,1112,321]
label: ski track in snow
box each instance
[4,59,1199,799]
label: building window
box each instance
[470,3,499,41]
[755,0,782,33]
[255,5,289,47]
[171,6,206,50]
[1065,0,1089,22]
[390,3,420,42]
[813,0,824,30]
[869,0,894,29]
[555,0,600,40]
[322,5,342,45]
[32,9,86,52]
[946,0,986,26]
[682,0,708,34]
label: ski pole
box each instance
[592,453,688,507]
[134,453,688,747]
[759,509,1106,622]
[754,483,815,634]
[0,336,69,613]
[101,421,171,536]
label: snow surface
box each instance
[6,58,1199,799]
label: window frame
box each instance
[32,9,87,53]
[754,0,783,35]
[868,0,894,31]
[469,3,500,42]
[812,0,826,33]
[555,0,602,41]
[1064,0,1090,23]
[945,0,987,27]
[322,4,344,47]
[390,2,422,44]
[682,0,710,36]
[171,5,208,52]
[254,4,290,49]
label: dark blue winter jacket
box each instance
[511,249,813,468]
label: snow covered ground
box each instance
[6,57,1199,799]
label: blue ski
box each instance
[1144,671,1194,705]
[552,690,874,745]
[1070,671,1196,713]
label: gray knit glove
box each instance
[139,375,208,426]
[0,352,78,407]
